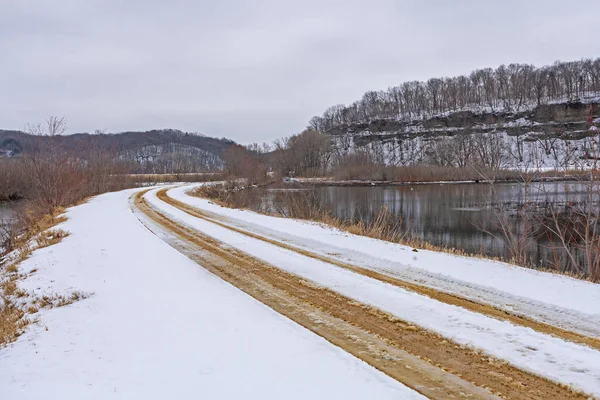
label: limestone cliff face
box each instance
[327,102,599,147]
[325,102,600,169]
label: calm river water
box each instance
[0,203,16,222]
[254,181,596,272]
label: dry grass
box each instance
[317,208,497,259]
[2,206,67,255]
[317,162,598,185]
[36,229,68,249]
[32,291,90,309]
[1,262,30,345]
[0,209,72,348]
[0,301,28,346]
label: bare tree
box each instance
[311,57,600,134]
[22,117,89,213]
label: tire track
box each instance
[158,187,600,352]
[135,189,592,400]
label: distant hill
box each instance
[0,129,235,173]
[0,128,234,155]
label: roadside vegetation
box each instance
[197,182,490,256]
[0,117,220,347]
[0,217,72,346]
[0,118,107,345]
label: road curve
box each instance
[132,187,598,400]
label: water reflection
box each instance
[0,203,15,223]
[257,181,597,272]
[321,184,506,256]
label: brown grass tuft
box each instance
[26,306,39,314]
[0,303,28,346]
[54,291,89,307]
[36,229,69,249]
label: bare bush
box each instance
[0,216,21,256]
[222,144,269,185]
[474,119,600,280]
[0,198,29,257]
[22,117,87,213]
[540,133,600,280]
[0,160,27,201]
[2,117,136,216]
[268,130,333,177]
[476,180,541,268]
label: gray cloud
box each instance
[1,0,599,143]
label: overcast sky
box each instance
[1,0,599,143]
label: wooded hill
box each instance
[0,129,234,173]
[309,58,600,133]
[305,58,600,171]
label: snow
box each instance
[337,123,598,170]
[0,188,423,400]
[171,186,600,338]
[151,185,600,396]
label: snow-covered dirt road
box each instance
[0,189,424,400]
[143,185,600,399]
[2,185,600,400]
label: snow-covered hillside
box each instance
[328,100,600,170]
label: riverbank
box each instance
[194,180,600,281]
[291,172,597,187]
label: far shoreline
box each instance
[290,175,591,188]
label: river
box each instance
[247,181,598,273]
[0,202,16,222]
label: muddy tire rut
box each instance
[157,188,600,352]
[134,190,592,400]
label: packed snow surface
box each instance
[0,189,423,400]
